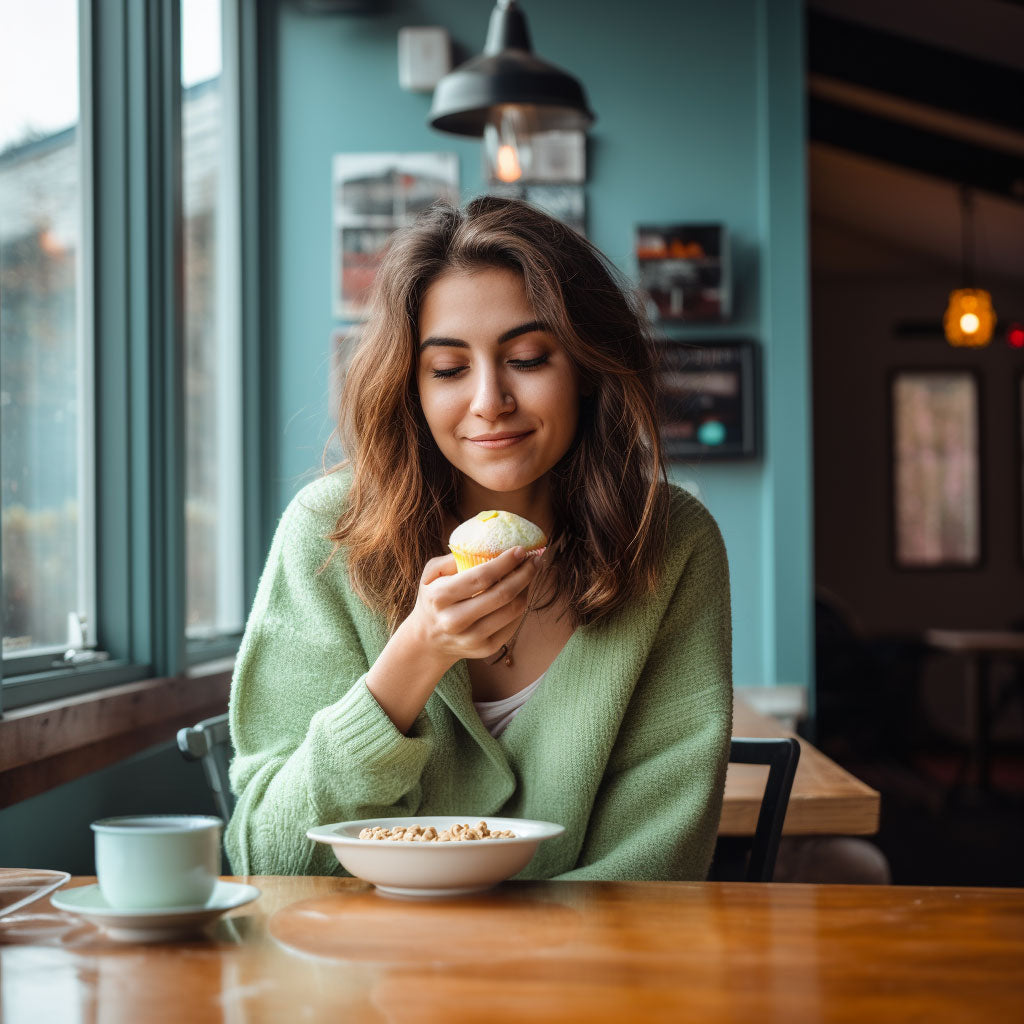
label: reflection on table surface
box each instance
[2,875,1023,1023]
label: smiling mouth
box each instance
[466,431,533,449]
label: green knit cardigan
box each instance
[225,472,733,880]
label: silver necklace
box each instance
[488,557,549,668]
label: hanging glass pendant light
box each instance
[945,187,996,348]
[428,0,594,184]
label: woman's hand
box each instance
[365,547,538,733]
[406,547,538,665]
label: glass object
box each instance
[181,0,243,639]
[484,105,535,183]
[0,0,91,656]
[892,371,980,568]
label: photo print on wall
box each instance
[333,152,459,319]
[635,223,731,323]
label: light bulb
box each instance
[944,288,996,348]
[495,144,522,182]
[484,105,535,183]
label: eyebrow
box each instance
[419,320,549,352]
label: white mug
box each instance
[91,815,222,910]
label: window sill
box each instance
[0,660,233,809]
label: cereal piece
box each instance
[356,822,518,841]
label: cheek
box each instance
[531,373,581,436]
[418,380,464,433]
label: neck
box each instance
[457,476,554,535]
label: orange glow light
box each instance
[944,288,996,347]
[495,144,522,182]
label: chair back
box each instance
[176,712,235,822]
[728,736,800,882]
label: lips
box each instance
[466,430,533,449]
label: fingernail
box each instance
[513,546,525,560]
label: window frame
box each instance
[0,0,267,712]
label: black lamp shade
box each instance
[428,0,595,138]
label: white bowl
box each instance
[306,816,564,899]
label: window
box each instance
[0,0,93,663]
[182,0,244,644]
[0,1,260,710]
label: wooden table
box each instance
[722,696,880,836]
[2,876,1021,1022]
[925,629,1024,791]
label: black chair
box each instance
[712,736,801,882]
[176,712,235,822]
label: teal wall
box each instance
[269,0,812,691]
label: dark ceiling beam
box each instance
[807,12,1024,203]
[809,97,1024,203]
[807,11,1024,134]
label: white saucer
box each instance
[51,880,260,942]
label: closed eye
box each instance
[508,354,549,370]
[429,354,549,379]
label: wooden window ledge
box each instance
[0,662,232,809]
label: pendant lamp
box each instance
[428,0,594,184]
[944,186,996,348]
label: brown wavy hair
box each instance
[327,195,669,631]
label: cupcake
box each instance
[448,511,547,572]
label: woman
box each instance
[226,196,732,880]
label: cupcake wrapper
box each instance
[450,550,496,573]
[450,545,546,573]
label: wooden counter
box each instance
[721,696,880,836]
[2,875,1020,1023]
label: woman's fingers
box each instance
[432,547,529,600]
[412,547,540,659]
[421,553,458,586]
[442,556,537,629]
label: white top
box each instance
[473,673,546,738]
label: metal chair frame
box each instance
[176,712,235,823]
[724,736,801,882]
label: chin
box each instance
[462,463,544,495]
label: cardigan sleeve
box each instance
[224,484,434,876]
[552,505,733,881]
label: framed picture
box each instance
[636,223,730,323]
[890,369,982,569]
[332,153,459,319]
[658,340,758,460]
[485,181,587,236]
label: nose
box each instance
[468,368,515,421]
